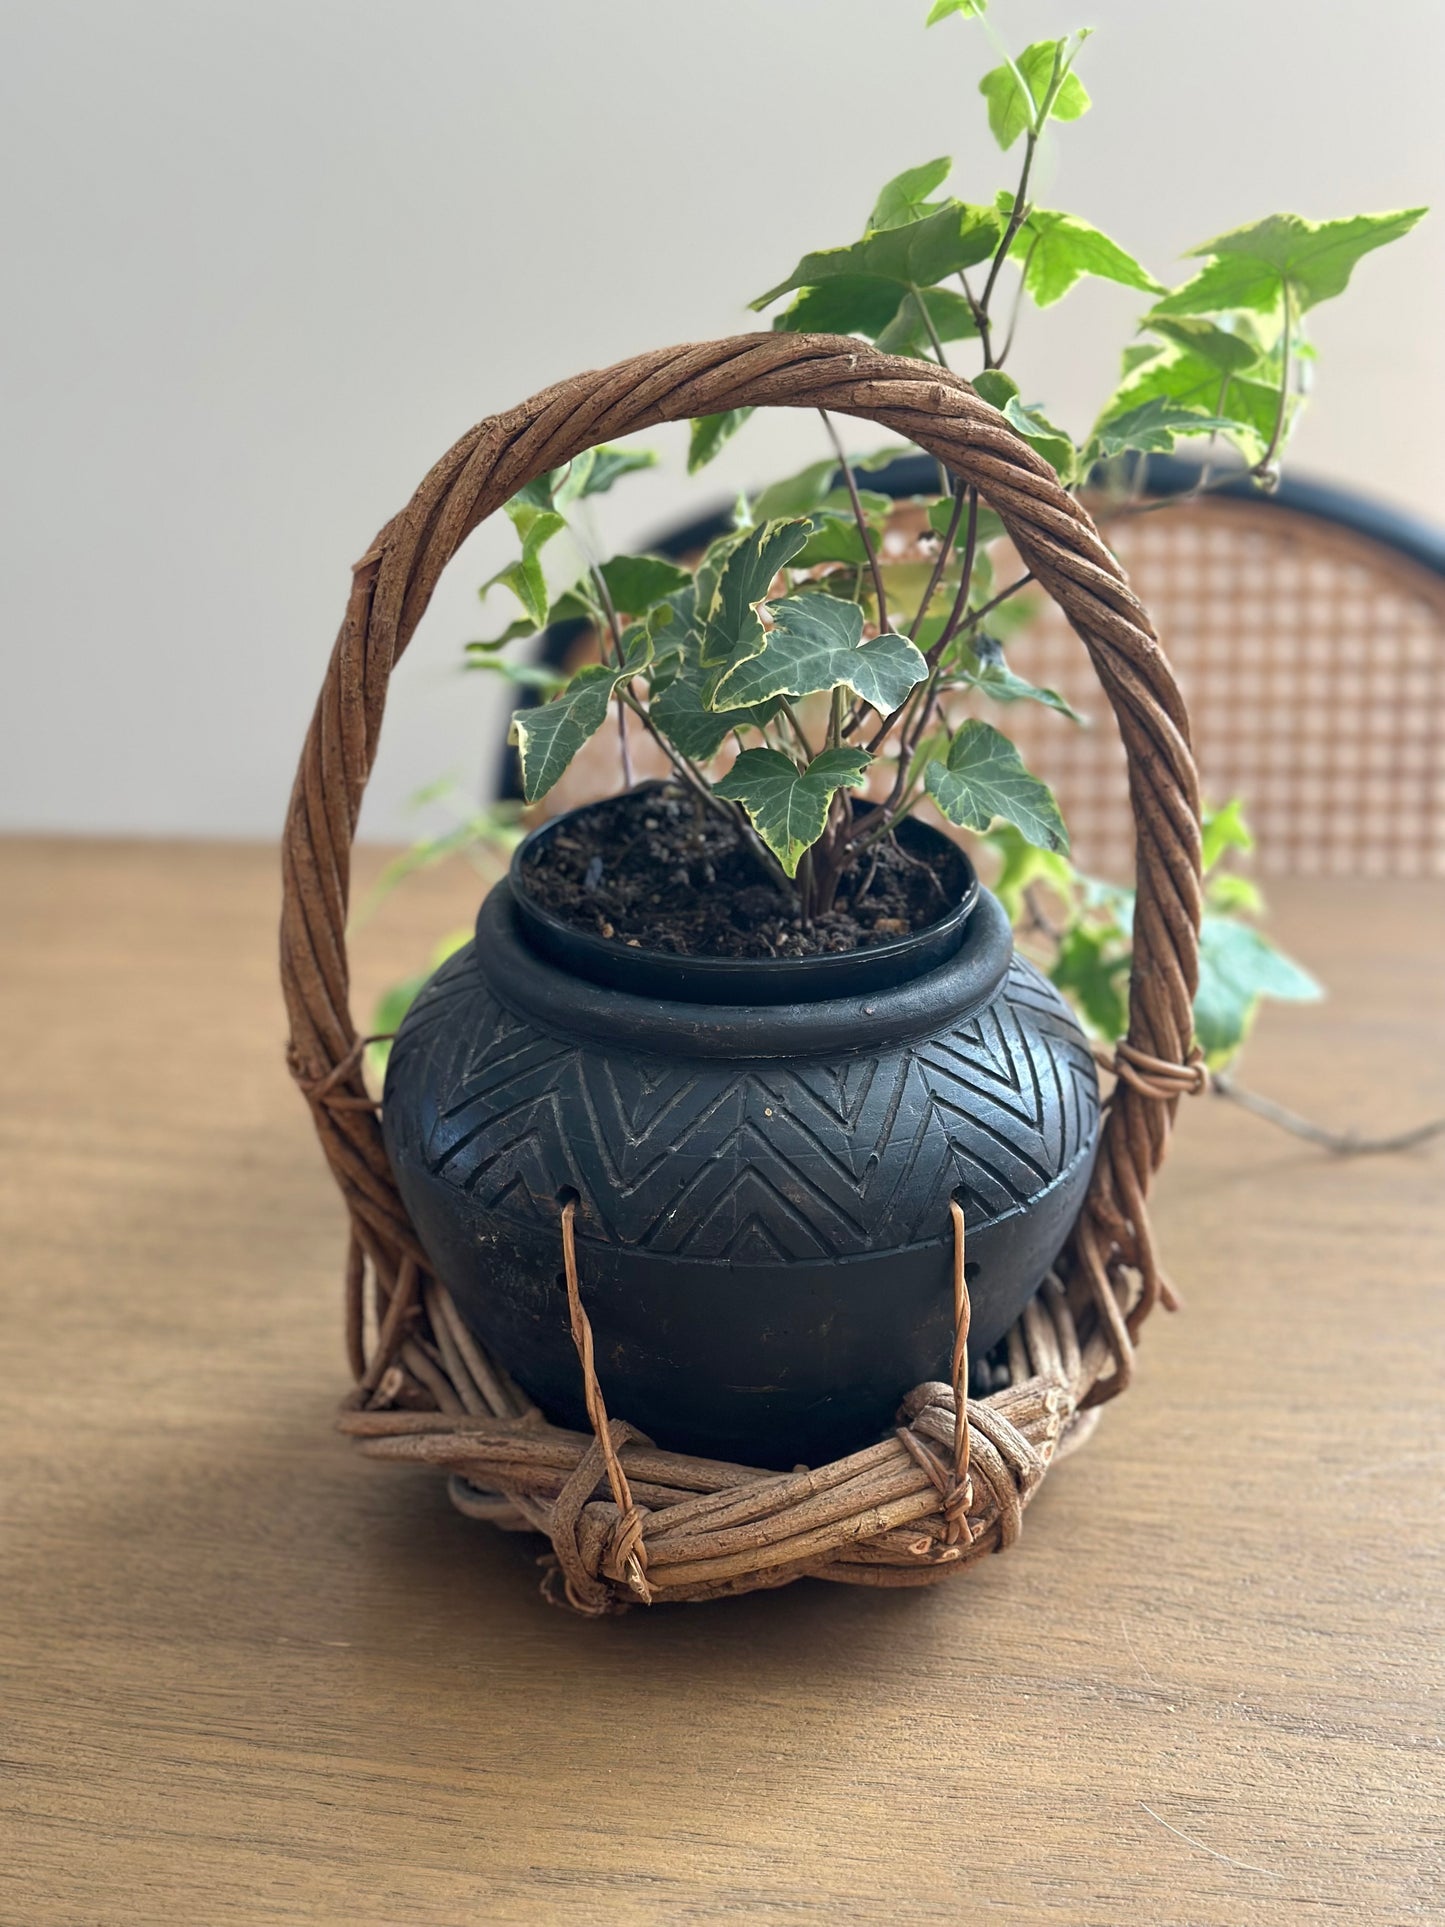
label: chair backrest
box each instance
[1000,484,1445,879]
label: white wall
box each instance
[2,0,1441,841]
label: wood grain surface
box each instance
[2,838,1441,1927]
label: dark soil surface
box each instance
[517,785,960,959]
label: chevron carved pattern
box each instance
[384,943,1099,1263]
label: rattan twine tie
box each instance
[284,333,1204,1608]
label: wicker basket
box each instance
[281,334,1203,1612]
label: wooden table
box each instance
[3,839,1442,1926]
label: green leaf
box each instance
[926,0,986,20]
[870,157,952,232]
[982,589,1042,643]
[468,614,540,650]
[1050,923,1130,1040]
[978,38,1091,152]
[972,368,1018,411]
[1206,873,1264,917]
[1194,916,1322,1066]
[952,633,1084,720]
[925,719,1070,852]
[752,458,842,521]
[715,593,929,714]
[752,200,1002,312]
[1003,396,1076,481]
[1090,397,1241,460]
[771,276,912,341]
[1201,796,1255,871]
[789,487,892,568]
[981,822,1074,925]
[465,656,568,694]
[1144,316,1266,376]
[642,585,699,684]
[592,553,692,619]
[509,661,632,802]
[648,678,778,761]
[1001,199,1161,308]
[554,444,658,505]
[482,506,566,628]
[698,518,815,674]
[1150,208,1427,319]
[874,286,980,356]
[713,746,872,876]
[1094,340,1282,467]
[688,408,754,474]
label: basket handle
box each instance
[281,332,1202,1375]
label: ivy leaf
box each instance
[870,157,953,232]
[1150,208,1427,320]
[688,408,754,474]
[752,459,844,521]
[1194,916,1321,1066]
[978,38,1091,153]
[753,200,1003,313]
[465,656,568,694]
[1144,316,1266,376]
[554,444,658,506]
[715,593,928,714]
[698,518,815,673]
[468,613,541,650]
[927,0,986,20]
[874,286,980,356]
[1094,340,1281,466]
[642,585,699,685]
[481,505,566,628]
[1201,796,1255,871]
[1050,924,1130,1040]
[925,719,1070,852]
[1091,397,1240,460]
[1206,873,1265,917]
[713,747,872,876]
[648,678,778,761]
[596,554,693,619]
[1000,198,1161,308]
[509,663,623,802]
[770,276,912,341]
[981,822,1075,925]
[1003,396,1077,481]
[953,633,1084,720]
[972,369,1018,411]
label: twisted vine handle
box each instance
[281,333,1202,1400]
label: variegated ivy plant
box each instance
[449,1,1423,1063]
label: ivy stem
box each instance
[910,486,966,637]
[849,567,1035,850]
[1254,280,1294,480]
[909,284,950,367]
[996,231,1041,368]
[973,40,1070,370]
[779,697,817,761]
[589,562,634,788]
[819,409,889,632]
[618,688,785,885]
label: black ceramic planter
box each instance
[382,806,1101,1471]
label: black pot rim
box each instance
[508,785,980,1007]
[473,881,1014,1060]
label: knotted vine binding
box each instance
[281,333,1203,1611]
